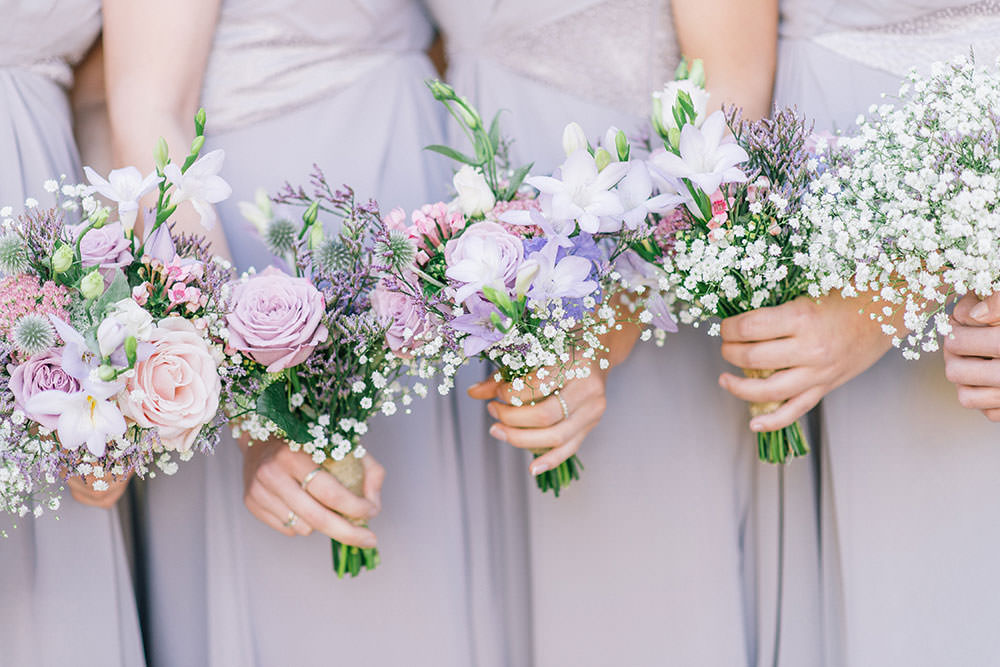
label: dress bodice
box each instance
[0,0,101,87]
[201,0,435,132]
[427,0,679,118]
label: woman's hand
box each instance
[241,438,383,546]
[717,292,893,431]
[468,361,609,477]
[67,474,131,509]
[943,293,1000,421]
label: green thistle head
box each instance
[314,238,353,273]
[12,314,55,356]
[265,218,297,256]
[0,233,28,274]
[375,230,416,271]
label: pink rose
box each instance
[444,221,524,303]
[119,317,220,452]
[70,221,133,272]
[8,349,81,429]
[371,281,430,353]
[225,266,328,372]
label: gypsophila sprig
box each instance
[799,54,1000,359]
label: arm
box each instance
[103,0,231,253]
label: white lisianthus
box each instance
[110,298,155,341]
[453,165,496,217]
[653,79,711,131]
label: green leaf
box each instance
[488,111,504,151]
[94,270,131,316]
[482,285,513,314]
[425,144,478,166]
[255,381,313,444]
[504,162,534,199]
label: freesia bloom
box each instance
[651,111,748,195]
[449,295,504,356]
[225,266,328,372]
[26,376,126,456]
[453,165,496,217]
[526,149,627,233]
[616,161,684,230]
[83,165,160,231]
[444,221,524,303]
[8,348,81,429]
[119,317,221,452]
[524,244,598,305]
[164,149,233,229]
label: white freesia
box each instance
[616,161,684,229]
[83,165,161,231]
[164,149,233,229]
[526,149,627,233]
[453,165,496,217]
[653,79,711,131]
[651,111,748,195]
[562,122,588,157]
[26,378,126,456]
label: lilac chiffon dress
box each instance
[427,1,823,664]
[776,2,1000,664]
[0,2,145,666]
[140,2,525,665]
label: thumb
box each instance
[467,377,500,400]
[965,292,1000,325]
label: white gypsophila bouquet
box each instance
[798,54,1000,359]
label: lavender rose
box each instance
[370,282,430,353]
[226,266,328,372]
[444,221,524,303]
[69,221,133,271]
[9,348,81,429]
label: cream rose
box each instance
[120,317,220,451]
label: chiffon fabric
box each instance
[0,2,146,666]
[427,1,823,664]
[776,2,1000,664]
[140,2,525,665]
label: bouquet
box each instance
[798,54,1000,358]
[0,111,234,523]
[382,80,676,495]
[626,61,826,463]
[226,171,443,577]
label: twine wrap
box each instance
[323,455,365,525]
[744,368,781,417]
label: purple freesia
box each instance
[143,221,177,263]
[8,348,81,429]
[500,207,575,251]
[614,250,678,333]
[524,244,598,306]
[449,295,505,357]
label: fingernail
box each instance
[531,463,549,476]
[750,419,764,432]
[487,402,498,419]
[489,424,506,442]
[970,302,989,323]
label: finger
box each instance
[530,432,587,476]
[952,293,984,326]
[245,496,298,537]
[247,482,313,536]
[720,338,816,371]
[748,386,825,432]
[300,467,378,521]
[496,379,554,406]
[967,292,1000,325]
[944,354,1000,388]
[982,408,1000,423]
[467,378,501,400]
[490,394,565,428]
[719,301,805,343]
[942,324,1000,358]
[274,475,377,547]
[361,455,385,515]
[719,366,817,405]
[490,398,603,451]
[954,384,1000,411]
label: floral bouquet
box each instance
[225,171,444,577]
[798,54,1000,359]
[379,80,675,495]
[0,110,234,523]
[628,62,825,463]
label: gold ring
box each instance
[301,466,323,492]
[283,511,298,528]
[554,390,570,421]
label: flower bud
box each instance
[254,187,273,218]
[302,201,319,227]
[80,270,104,300]
[154,137,169,170]
[514,259,540,298]
[51,244,74,274]
[688,59,706,87]
[594,148,612,172]
[195,108,207,132]
[615,129,630,162]
[97,364,117,382]
[562,122,588,157]
[89,207,110,229]
[427,79,456,101]
[309,222,324,250]
[190,135,205,156]
[457,100,481,130]
[453,165,496,217]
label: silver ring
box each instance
[554,390,570,421]
[283,511,298,528]
[301,466,323,492]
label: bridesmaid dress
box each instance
[0,2,146,666]
[775,2,1000,665]
[428,1,822,664]
[141,2,523,666]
